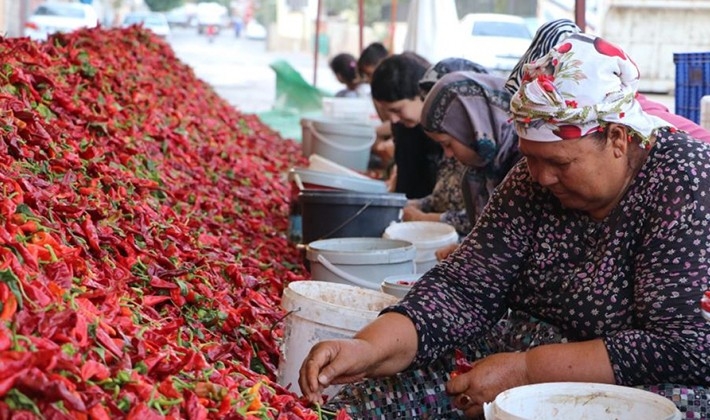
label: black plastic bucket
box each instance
[299,190,407,244]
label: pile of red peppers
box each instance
[0,27,347,419]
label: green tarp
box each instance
[257,59,333,142]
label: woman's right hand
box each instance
[298,338,377,404]
[298,313,419,404]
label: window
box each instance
[35,5,86,19]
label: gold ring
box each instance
[459,394,472,406]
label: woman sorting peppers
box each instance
[298,34,710,419]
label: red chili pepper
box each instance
[451,348,473,377]
[702,290,710,312]
[80,360,110,382]
[18,220,38,234]
[95,327,123,359]
[0,27,314,417]
[81,217,101,253]
[0,283,17,321]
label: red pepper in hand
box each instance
[701,290,710,312]
[450,348,473,378]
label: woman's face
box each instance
[425,131,484,167]
[519,129,631,220]
[375,98,423,127]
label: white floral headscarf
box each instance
[510,33,670,148]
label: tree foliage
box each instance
[144,0,185,12]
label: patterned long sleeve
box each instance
[384,129,710,386]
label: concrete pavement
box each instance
[168,26,341,115]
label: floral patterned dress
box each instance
[325,128,710,419]
[412,157,471,236]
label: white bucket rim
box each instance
[383,221,459,249]
[282,280,398,331]
[306,237,417,265]
[487,382,681,420]
[289,167,388,193]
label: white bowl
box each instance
[484,382,681,420]
[380,273,423,299]
[289,167,387,193]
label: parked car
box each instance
[244,20,267,40]
[122,11,171,38]
[165,4,197,28]
[459,13,533,77]
[24,2,99,41]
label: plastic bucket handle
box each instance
[317,199,374,240]
[305,121,375,152]
[315,254,375,289]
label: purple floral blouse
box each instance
[386,128,710,386]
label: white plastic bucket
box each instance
[483,382,682,420]
[380,273,424,300]
[383,222,459,273]
[300,118,314,157]
[277,281,399,397]
[701,95,710,131]
[306,237,417,290]
[301,117,376,171]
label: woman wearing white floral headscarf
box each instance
[299,34,710,419]
[507,18,710,142]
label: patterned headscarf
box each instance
[505,19,581,96]
[421,71,520,224]
[421,71,518,170]
[510,33,669,147]
[419,57,489,96]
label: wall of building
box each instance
[1,0,27,37]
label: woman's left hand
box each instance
[402,205,425,221]
[446,352,529,418]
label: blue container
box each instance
[674,52,710,124]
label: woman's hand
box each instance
[403,205,443,222]
[298,313,419,404]
[386,165,397,192]
[435,243,459,261]
[447,352,528,418]
[298,338,378,404]
[402,204,425,221]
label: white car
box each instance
[165,4,197,28]
[24,2,99,41]
[244,20,267,40]
[122,11,171,38]
[459,13,533,77]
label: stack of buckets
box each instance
[300,115,376,172]
[279,111,420,395]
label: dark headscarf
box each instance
[418,57,489,96]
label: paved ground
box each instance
[168,27,341,115]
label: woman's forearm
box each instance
[525,339,615,384]
[354,312,419,377]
